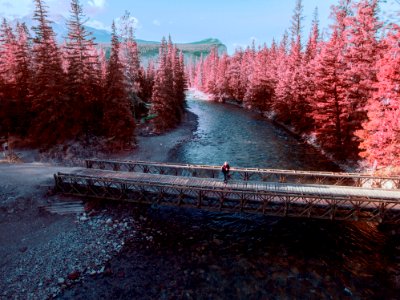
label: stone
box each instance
[344,287,352,296]
[104,268,113,276]
[88,269,97,276]
[67,271,81,281]
[117,271,125,278]
[19,246,28,253]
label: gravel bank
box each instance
[0,110,199,299]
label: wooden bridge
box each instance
[54,159,400,224]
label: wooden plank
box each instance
[85,159,400,183]
[67,168,400,200]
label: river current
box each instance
[61,92,400,299]
[171,92,340,171]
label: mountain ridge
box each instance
[11,14,227,60]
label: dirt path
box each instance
[0,110,198,299]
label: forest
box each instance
[188,0,400,170]
[0,0,186,150]
[0,0,399,171]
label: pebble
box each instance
[19,246,28,253]
[67,271,80,281]
[344,287,352,296]
[3,206,137,300]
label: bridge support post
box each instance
[197,191,202,208]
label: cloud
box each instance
[152,19,161,26]
[88,0,106,9]
[114,15,140,38]
[86,19,110,31]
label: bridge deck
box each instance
[54,168,400,223]
[71,169,400,201]
[85,159,400,189]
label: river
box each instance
[170,92,340,171]
[61,92,400,299]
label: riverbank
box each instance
[0,110,199,299]
[116,110,198,162]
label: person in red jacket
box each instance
[221,161,230,183]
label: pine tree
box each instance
[193,54,204,90]
[14,22,33,136]
[226,49,243,101]
[103,21,135,148]
[311,30,349,156]
[0,18,18,87]
[30,0,67,146]
[64,0,101,138]
[308,0,354,158]
[239,46,255,104]
[275,0,308,129]
[172,50,186,113]
[138,60,155,102]
[300,7,320,132]
[214,53,229,101]
[0,18,18,136]
[244,47,274,111]
[297,8,322,133]
[119,11,141,119]
[357,25,400,167]
[150,37,176,131]
[203,47,219,96]
[342,0,381,157]
[273,30,292,123]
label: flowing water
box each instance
[61,92,400,299]
[170,93,339,171]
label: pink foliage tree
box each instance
[357,25,400,168]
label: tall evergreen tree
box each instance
[150,38,176,131]
[311,30,349,156]
[357,25,400,168]
[0,18,18,136]
[119,11,141,119]
[103,21,135,148]
[172,50,187,113]
[30,0,67,146]
[226,49,243,101]
[214,53,229,102]
[342,0,381,156]
[244,47,274,111]
[14,22,33,136]
[65,0,101,138]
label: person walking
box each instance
[221,161,230,183]
[2,141,8,158]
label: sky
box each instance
[0,0,398,53]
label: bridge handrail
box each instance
[55,171,400,202]
[84,158,400,181]
[54,170,400,223]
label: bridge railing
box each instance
[54,171,400,224]
[84,159,400,189]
